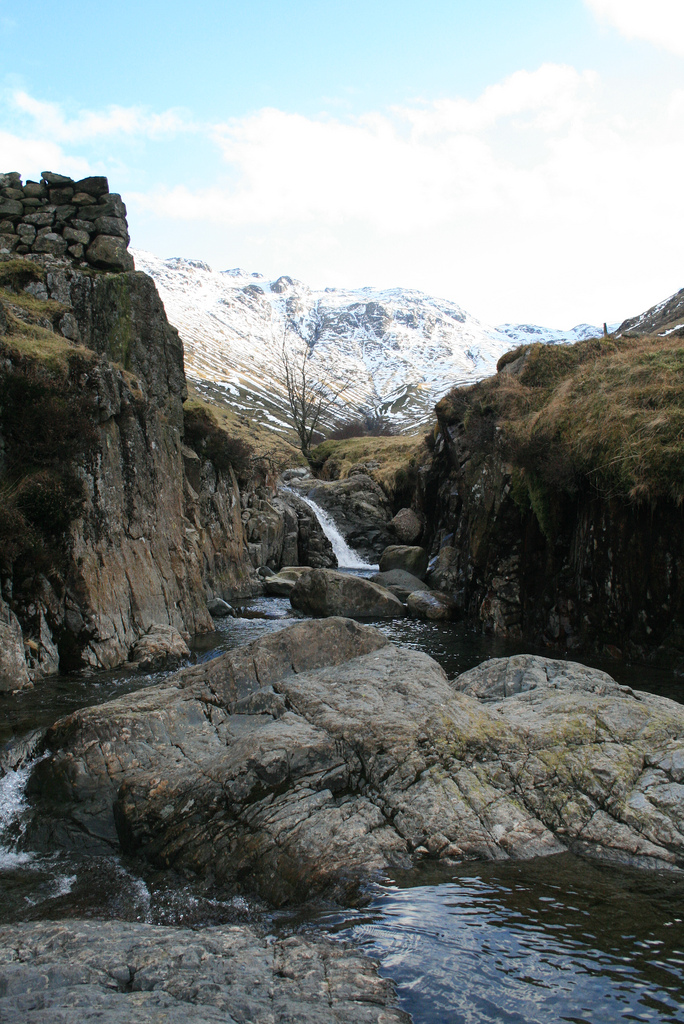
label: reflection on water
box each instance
[285,856,684,1024]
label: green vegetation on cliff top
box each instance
[309,433,424,499]
[437,334,684,505]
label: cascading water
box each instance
[292,492,378,570]
[0,758,44,869]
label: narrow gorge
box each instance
[1,170,683,1024]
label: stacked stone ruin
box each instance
[0,171,133,272]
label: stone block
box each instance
[67,243,85,258]
[72,217,96,232]
[0,219,15,233]
[0,233,20,252]
[23,180,47,198]
[0,198,23,218]
[74,175,109,196]
[16,223,36,243]
[86,233,134,270]
[0,172,21,188]
[63,225,90,245]
[53,204,76,223]
[23,207,55,226]
[94,215,129,240]
[41,171,74,185]
[93,193,126,219]
[1,187,24,201]
[32,231,68,255]
[49,186,74,203]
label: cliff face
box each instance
[0,252,258,684]
[421,336,684,669]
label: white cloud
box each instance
[12,91,192,143]
[126,63,684,325]
[584,0,684,56]
[6,68,684,327]
[0,131,90,180]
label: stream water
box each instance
[1,583,684,1019]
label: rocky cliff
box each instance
[418,332,684,669]
[0,172,333,689]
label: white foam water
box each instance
[0,759,42,869]
[294,493,378,570]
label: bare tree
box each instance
[280,339,353,461]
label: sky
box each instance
[2,0,684,328]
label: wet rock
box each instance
[0,919,409,1024]
[370,569,429,601]
[0,597,30,693]
[302,474,393,561]
[207,598,233,617]
[128,625,191,672]
[379,545,429,580]
[391,507,423,544]
[407,590,458,620]
[31,635,684,899]
[263,566,312,596]
[0,729,44,775]
[290,568,405,619]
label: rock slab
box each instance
[30,626,684,903]
[290,569,405,619]
[0,919,409,1024]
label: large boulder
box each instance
[28,637,684,904]
[0,919,409,1024]
[128,625,190,672]
[391,507,423,544]
[407,590,458,620]
[370,568,429,601]
[263,565,312,596]
[379,545,429,580]
[0,597,31,692]
[290,568,406,619]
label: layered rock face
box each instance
[0,256,261,677]
[0,919,409,1024]
[421,391,684,667]
[28,621,684,906]
[0,171,133,270]
[0,173,280,683]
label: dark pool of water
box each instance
[2,599,684,1023]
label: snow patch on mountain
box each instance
[133,250,605,432]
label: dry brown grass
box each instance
[309,433,424,499]
[438,335,684,504]
[183,392,308,472]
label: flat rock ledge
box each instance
[29,622,684,905]
[0,918,409,1024]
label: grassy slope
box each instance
[309,433,425,499]
[437,335,684,505]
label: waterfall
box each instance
[0,759,41,868]
[295,493,378,570]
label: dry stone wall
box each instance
[0,171,133,271]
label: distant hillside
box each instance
[133,250,603,433]
[617,286,684,337]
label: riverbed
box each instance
[1,598,683,1023]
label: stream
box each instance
[1,506,684,1022]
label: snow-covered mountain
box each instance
[133,250,603,432]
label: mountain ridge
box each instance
[133,250,604,432]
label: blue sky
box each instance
[2,0,684,326]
